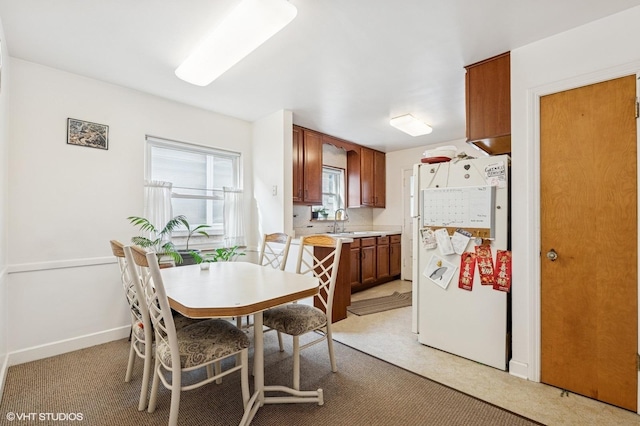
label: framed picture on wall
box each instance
[67,118,109,150]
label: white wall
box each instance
[0,17,10,398]
[252,110,293,238]
[511,5,640,380]
[6,59,253,364]
[375,138,473,228]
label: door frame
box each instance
[401,168,413,281]
[528,65,640,411]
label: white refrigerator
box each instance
[411,154,510,370]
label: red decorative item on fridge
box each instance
[493,250,512,292]
[475,245,495,285]
[458,252,476,291]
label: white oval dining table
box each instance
[160,261,322,425]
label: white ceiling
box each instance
[2,0,640,152]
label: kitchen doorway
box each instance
[539,74,638,411]
[402,168,414,281]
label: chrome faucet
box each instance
[333,208,348,233]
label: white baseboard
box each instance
[509,359,530,380]
[8,326,130,366]
[0,352,9,403]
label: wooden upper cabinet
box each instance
[360,147,374,206]
[373,150,386,207]
[465,51,511,155]
[292,126,304,202]
[293,125,386,208]
[359,147,386,207]
[292,126,323,205]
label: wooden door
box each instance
[350,239,361,288]
[540,75,638,411]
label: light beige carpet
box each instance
[0,335,541,425]
[347,291,412,316]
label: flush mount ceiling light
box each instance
[175,0,297,86]
[389,114,433,136]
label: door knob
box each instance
[546,249,558,261]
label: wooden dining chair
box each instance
[258,232,292,270]
[262,234,343,391]
[124,245,251,426]
[110,240,154,411]
[237,232,292,330]
[111,241,207,411]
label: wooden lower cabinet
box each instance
[350,234,402,293]
[349,239,361,288]
[360,238,377,285]
[376,236,390,280]
[390,235,401,277]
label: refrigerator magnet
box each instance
[458,252,476,291]
[493,250,512,292]
[475,245,496,285]
[424,254,457,290]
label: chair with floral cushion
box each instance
[111,241,207,410]
[262,234,343,390]
[110,240,154,411]
[124,245,250,426]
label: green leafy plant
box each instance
[128,215,185,264]
[128,214,211,265]
[176,217,210,250]
[194,246,246,263]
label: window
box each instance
[322,166,345,217]
[146,136,241,236]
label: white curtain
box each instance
[144,180,173,235]
[223,187,246,247]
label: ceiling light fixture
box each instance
[175,0,297,86]
[389,114,433,136]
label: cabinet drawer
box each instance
[361,237,376,247]
[377,236,389,245]
[350,238,361,248]
[390,234,401,244]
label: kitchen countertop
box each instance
[292,230,401,245]
[327,231,401,238]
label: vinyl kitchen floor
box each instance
[329,280,640,426]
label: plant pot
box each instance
[177,249,201,266]
[312,211,319,219]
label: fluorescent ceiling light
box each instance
[389,114,433,136]
[175,0,297,86]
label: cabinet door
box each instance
[360,147,375,206]
[302,130,323,204]
[361,241,376,285]
[303,130,322,204]
[465,52,510,142]
[350,247,361,288]
[373,150,386,207]
[377,242,390,280]
[292,126,304,202]
[390,242,401,277]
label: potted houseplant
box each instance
[175,217,210,266]
[127,215,210,266]
[127,215,184,265]
[312,206,328,220]
[193,246,245,269]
